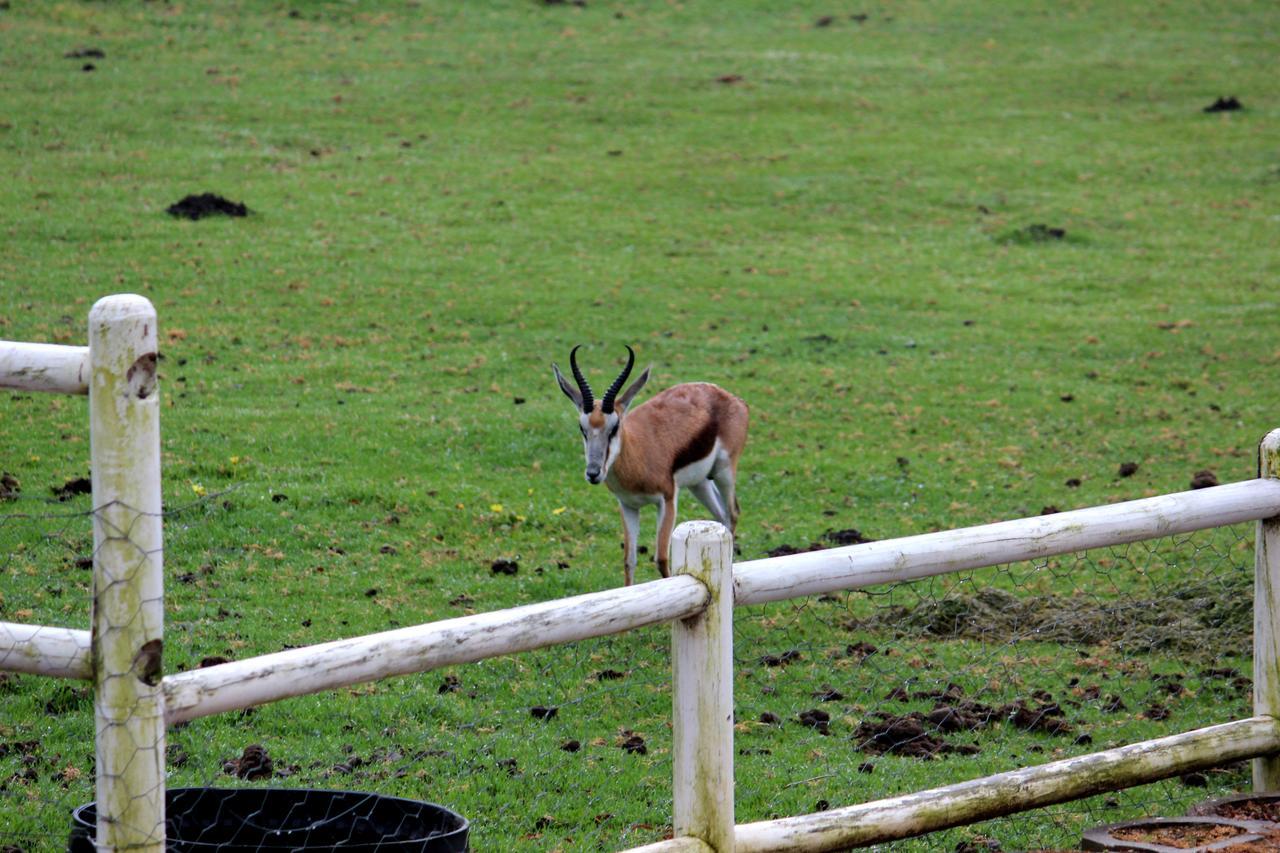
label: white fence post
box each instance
[1256,428,1280,791]
[671,521,735,852]
[89,295,165,851]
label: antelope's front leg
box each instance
[655,489,677,578]
[619,502,640,587]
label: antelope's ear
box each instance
[615,366,651,411]
[552,363,584,410]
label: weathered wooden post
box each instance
[671,520,735,852]
[89,295,165,851]
[1256,428,1280,792]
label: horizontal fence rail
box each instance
[164,574,709,725]
[735,478,1280,606]
[0,621,92,679]
[731,717,1280,853]
[0,340,90,395]
[7,456,1276,733]
[163,478,1280,728]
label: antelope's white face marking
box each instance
[580,408,621,484]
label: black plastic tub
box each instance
[69,787,468,851]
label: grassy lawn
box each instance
[1,1,1275,849]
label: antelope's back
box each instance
[632,382,748,462]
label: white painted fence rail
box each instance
[164,575,708,725]
[732,717,1280,853]
[5,296,1280,853]
[0,621,92,679]
[734,477,1280,605]
[0,340,90,395]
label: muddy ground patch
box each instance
[846,574,1250,658]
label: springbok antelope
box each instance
[552,345,748,586]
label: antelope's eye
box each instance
[579,425,587,437]
[608,422,619,439]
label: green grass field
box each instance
[1,1,1276,849]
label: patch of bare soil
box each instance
[1003,700,1073,736]
[853,712,980,758]
[223,744,273,780]
[166,193,249,220]
[765,528,875,557]
[1204,96,1244,113]
[849,577,1251,658]
[619,733,647,754]
[797,708,831,735]
[760,649,802,667]
[853,683,1079,759]
[1191,468,1221,489]
[490,558,519,575]
[998,223,1067,244]
[52,476,91,500]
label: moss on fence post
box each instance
[89,295,165,852]
[1255,428,1280,792]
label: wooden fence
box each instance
[3,294,1280,852]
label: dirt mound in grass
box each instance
[166,193,249,220]
[848,574,1251,658]
[853,712,979,758]
[854,688,1078,759]
[1204,96,1243,113]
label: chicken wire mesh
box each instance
[0,481,687,850]
[1,495,103,851]
[160,623,684,850]
[0,479,1262,851]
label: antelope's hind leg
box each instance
[689,479,731,529]
[710,455,739,534]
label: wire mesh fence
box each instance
[0,479,688,849]
[161,624,684,850]
[1,464,1258,853]
[1,492,99,851]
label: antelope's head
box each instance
[552,345,650,484]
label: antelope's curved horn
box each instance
[569,345,594,413]
[601,345,635,413]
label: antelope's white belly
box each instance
[673,439,721,488]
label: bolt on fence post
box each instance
[89,295,165,852]
[1255,428,1280,792]
[671,520,735,852]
